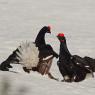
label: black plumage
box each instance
[57,33,90,82]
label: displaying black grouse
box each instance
[0,26,58,80]
[57,33,93,82]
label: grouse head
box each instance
[40,26,51,33]
[57,33,66,43]
[35,26,51,47]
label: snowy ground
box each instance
[0,0,95,95]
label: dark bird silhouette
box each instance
[57,33,92,82]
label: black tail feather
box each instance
[0,48,20,71]
[84,56,95,72]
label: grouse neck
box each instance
[35,31,46,47]
[59,41,71,59]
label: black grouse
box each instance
[0,26,58,80]
[57,33,91,82]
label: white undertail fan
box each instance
[16,41,39,70]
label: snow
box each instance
[0,0,95,95]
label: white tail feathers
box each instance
[16,42,39,69]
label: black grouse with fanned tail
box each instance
[0,26,58,80]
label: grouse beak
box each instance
[56,35,59,38]
[56,36,60,41]
[47,26,51,34]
